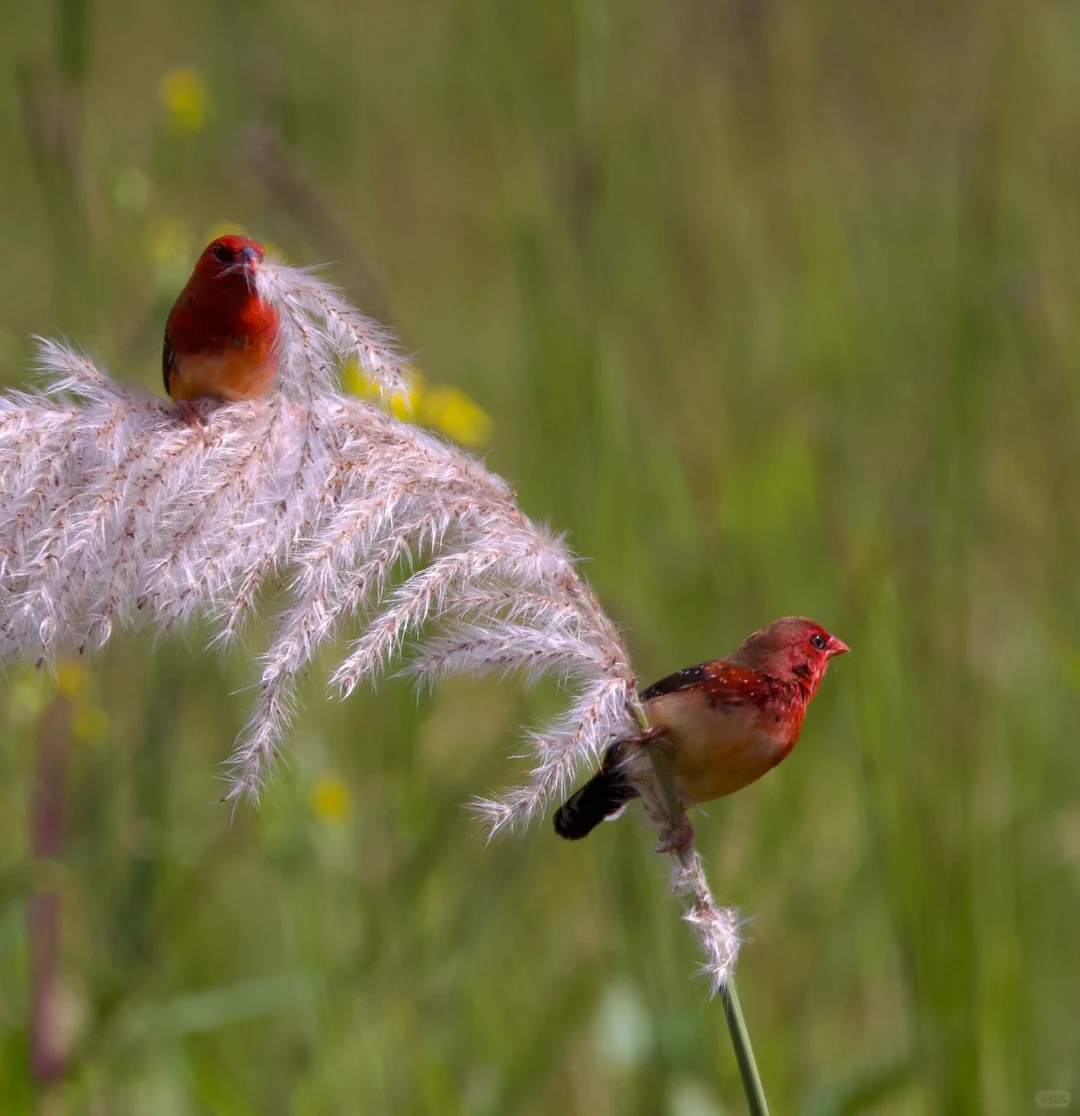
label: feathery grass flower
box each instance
[0,259,740,989]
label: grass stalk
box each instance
[632,703,770,1116]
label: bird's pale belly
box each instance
[169,348,276,402]
[646,689,796,805]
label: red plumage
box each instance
[554,617,849,842]
[163,236,279,403]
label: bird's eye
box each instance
[212,243,234,263]
[810,632,827,651]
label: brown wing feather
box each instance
[639,663,708,702]
[642,660,777,708]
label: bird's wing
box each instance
[641,661,774,708]
[697,661,775,706]
[639,663,709,702]
[162,326,177,394]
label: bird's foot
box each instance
[656,815,695,855]
[631,724,668,749]
[174,399,208,430]
[632,724,675,762]
[174,399,214,444]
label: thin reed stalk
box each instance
[631,703,767,1115]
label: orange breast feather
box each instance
[163,280,278,403]
[645,665,803,804]
[166,345,277,402]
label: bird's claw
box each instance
[631,724,668,750]
[636,726,675,763]
[656,815,695,855]
[174,400,207,428]
[174,399,211,442]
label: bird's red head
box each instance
[730,616,848,692]
[191,236,266,286]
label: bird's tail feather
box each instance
[553,758,638,840]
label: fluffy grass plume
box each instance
[0,261,740,987]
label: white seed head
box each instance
[0,260,740,985]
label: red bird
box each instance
[554,617,848,843]
[163,235,278,406]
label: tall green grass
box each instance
[1,0,1077,1111]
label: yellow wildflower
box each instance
[342,357,368,397]
[54,658,85,699]
[343,360,490,445]
[420,385,493,447]
[159,68,210,135]
[345,358,420,419]
[390,387,419,422]
[310,777,352,824]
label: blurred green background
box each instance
[1,1,1078,1113]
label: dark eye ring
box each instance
[810,632,827,651]
[212,243,234,263]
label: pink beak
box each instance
[826,635,849,657]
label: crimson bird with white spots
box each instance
[554,617,848,848]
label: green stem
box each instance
[719,975,770,1116]
[630,700,770,1116]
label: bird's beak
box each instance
[239,246,259,291]
[826,636,849,658]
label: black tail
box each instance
[554,761,638,840]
